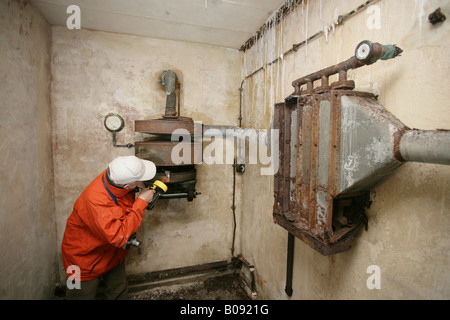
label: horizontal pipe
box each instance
[159,192,201,199]
[399,130,450,165]
[292,56,364,88]
[291,41,402,91]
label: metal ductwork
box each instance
[135,70,201,201]
[273,41,450,256]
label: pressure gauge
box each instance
[355,40,373,62]
[104,113,125,133]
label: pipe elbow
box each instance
[161,70,178,95]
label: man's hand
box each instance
[137,188,156,204]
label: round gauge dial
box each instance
[104,113,125,132]
[355,40,373,61]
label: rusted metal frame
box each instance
[283,103,294,219]
[295,98,307,227]
[273,102,290,216]
[280,104,290,215]
[273,212,356,256]
[274,91,369,254]
[309,95,321,235]
[279,103,288,215]
[273,103,282,215]
[326,91,341,237]
[288,104,299,221]
[310,91,339,243]
[299,100,313,229]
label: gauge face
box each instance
[355,40,373,61]
[104,113,125,132]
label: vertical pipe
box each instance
[231,158,237,257]
[161,70,178,118]
[165,92,177,117]
[285,232,295,296]
[237,255,257,297]
[239,79,244,127]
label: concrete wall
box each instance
[2,0,449,300]
[240,0,450,299]
[51,27,242,281]
[0,0,56,299]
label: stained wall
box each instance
[51,27,242,280]
[2,0,449,300]
[0,0,56,299]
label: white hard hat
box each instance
[108,156,156,185]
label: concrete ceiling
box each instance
[29,0,287,49]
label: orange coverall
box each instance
[62,170,148,281]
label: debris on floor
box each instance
[129,273,250,300]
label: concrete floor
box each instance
[129,272,250,300]
[55,261,252,300]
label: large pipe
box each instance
[399,130,450,165]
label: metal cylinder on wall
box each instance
[398,130,450,165]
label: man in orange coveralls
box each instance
[62,155,157,300]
